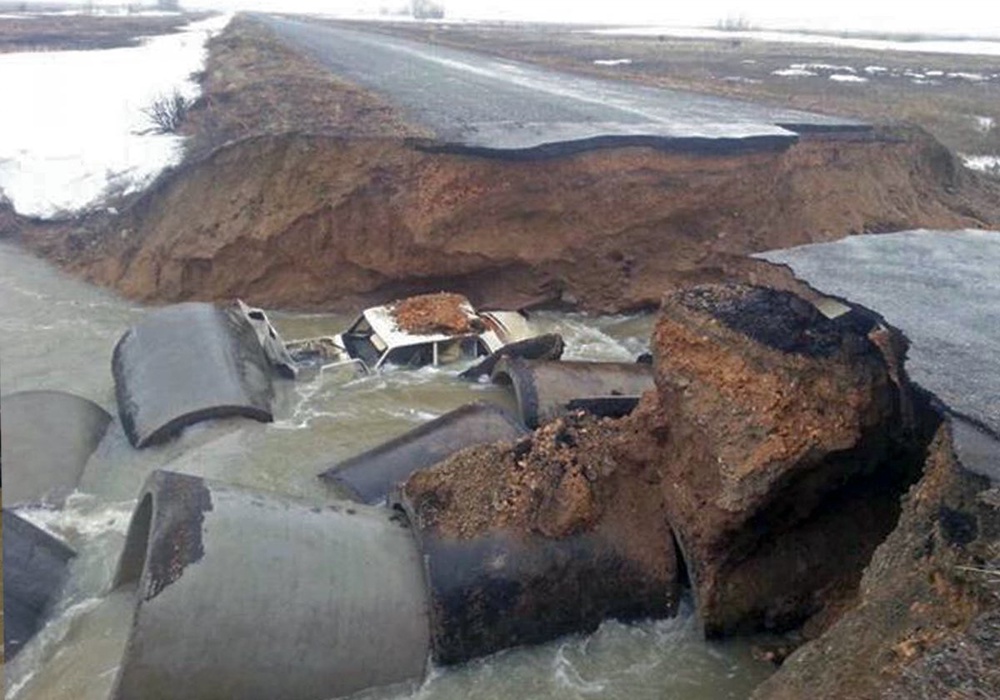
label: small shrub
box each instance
[142,91,191,134]
[715,16,753,32]
[412,0,445,20]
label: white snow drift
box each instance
[0,13,231,219]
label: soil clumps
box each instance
[391,292,480,336]
[397,411,680,663]
[403,412,634,540]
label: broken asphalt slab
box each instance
[760,229,1000,482]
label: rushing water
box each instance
[0,240,774,699]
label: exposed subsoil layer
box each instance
[405,412,634,541]
[753,423,1000,699]
[23,125,999,314]
[14,16,1000,312]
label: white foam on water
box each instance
[553,643,609,693]
[5,596,104,699]
[15,493,134,544]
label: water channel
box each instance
[1,240,774,699]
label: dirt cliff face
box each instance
[34,126,994,313]
[629,284,939,636]
[753,422,1000,699]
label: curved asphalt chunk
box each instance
[257,15,867,156]
[760,230,1000,482]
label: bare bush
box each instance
[715,16,753,32]
[142,91,191,134]
[411,0,444,20]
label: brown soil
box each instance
[391,292,479,335]
[400,409,677,587]
[19,124,998,314]
[754,424,1000,700]
[623,284,939,638]
[405,413,619,539]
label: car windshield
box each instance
[340,318,383,368]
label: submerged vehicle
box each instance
[239,293,537,378]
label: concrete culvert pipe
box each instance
[110,470,431,700]
[391,490,680,666]
[3,510,76,658]
[1,390,111,507]
[112,303,275,448]
[490,358,655,428]
[319,402,529,503]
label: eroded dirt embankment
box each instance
[13,15,1000,312]
[22,125,998,313]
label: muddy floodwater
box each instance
[1,240,774,699]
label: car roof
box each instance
[361,304,480,349]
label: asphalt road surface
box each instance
[761,230,1000,482]
[259,15,867,157]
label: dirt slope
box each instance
[29,125,995,313]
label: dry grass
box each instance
[181,16,424,158]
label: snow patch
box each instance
[791,62,856,73]
[960,154,1000,173]
[948,71,988,81]
[772,68,817,77]
[974,115,996,132]
[0,13,231,219]
[864,65,888,74]
[588,26,1000,57]
[830,74,869,83]
[593,58,632,66]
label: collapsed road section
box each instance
[23,16,998,314]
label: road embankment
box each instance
[14,16,1000,313]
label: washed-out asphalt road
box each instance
[761,230,1000,483]
[258,15,867,157]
